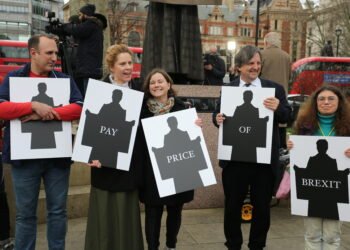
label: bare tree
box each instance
[305,0,350,56]
[107,0,140,45]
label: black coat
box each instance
[90,76,144,192]
[204,54,226,85]
[212,78,291,176]
[139,98,194,205]
[63,17,104,79]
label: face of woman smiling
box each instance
[149,72,170,103]
[110,52,133,84]
[317,90,339,116]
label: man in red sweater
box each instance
[0,34,83,250]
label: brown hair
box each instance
[105,44,133,70]
[28,34,58,52]
[293,84,350,136]
[142,68,176,100]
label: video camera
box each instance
[45,11,68,41]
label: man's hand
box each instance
[204,64,213,70]
[20,113,41,122]
[263,97,280,111]
[31,101,60,120]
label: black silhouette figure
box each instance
[82,89,135,168]
[294,139,350,220]
[152,116,207,194]
[223,90,269,162]
[21,82,63,149]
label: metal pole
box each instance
[255,0,260,46]
[336,35,340,56]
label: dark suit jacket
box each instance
[212,78,291,176]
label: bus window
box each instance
[132,53,142,64]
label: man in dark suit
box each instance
[213,45,291,250]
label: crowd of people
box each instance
[0,3,349,250]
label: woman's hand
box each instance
[195,118,203,128]
[216,113,226,125]
[345,148,350,158]
[287,140,294,150]
[88,160,102,168]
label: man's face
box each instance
[238,52,261,83]
[78,12,86,22]
[30,37,58,76]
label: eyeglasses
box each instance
[317,96,338,102]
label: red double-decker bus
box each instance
[289,56,350,95]
[0,40,143,84]
[0,40,30,84]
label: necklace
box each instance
[318,122,335,136]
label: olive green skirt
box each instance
[84,187,144,250]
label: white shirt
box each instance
[239,77,262,88]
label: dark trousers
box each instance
[0,160,10,241]
[222,162,274,250]
[145,204,183,250]
[279,127,287,149]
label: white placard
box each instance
[72,79,144,170]
[290,135,350,222]
[10,77,72,160]
[142,108,216,197]
[218,86,275,164]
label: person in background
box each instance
[228,65,239,82]
[139,68,202,250]
[287,85,350,250]
[0,148,14,250]
[261,31,291,149]
[85,44,144,250]
[321,40,334,57]
[204,46,226,85]
[63,4,105,97]
[213,45,291,250]
[0,34,83,250]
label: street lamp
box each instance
[335,28,342,56]
[227,41,236,70]
[255,0,260,46]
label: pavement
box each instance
[35,200,350,250]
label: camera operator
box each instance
[203,46,226,85]
[62,4,105,97]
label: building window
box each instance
[294,21,298,31]
[274,20,278,30]
[209,26,223,35]
[128,31,141,47]
[245,17,248,23]
[259,29,262,38]
[308,45,311,57]
[227,27,233,36]
[292,40,298,62]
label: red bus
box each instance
[0,40,30,84]
[0,40,143,84]
[129,46,143,79]
[289,57,350,95]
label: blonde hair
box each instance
[105,44,133,70]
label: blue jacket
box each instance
[0,63,83,164]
